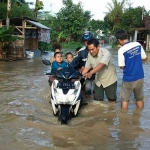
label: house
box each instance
[130,16,150,61]
[0,17,50,60]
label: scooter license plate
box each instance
[57,82,75,89]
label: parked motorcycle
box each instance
[42,59,82,124]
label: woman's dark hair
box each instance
[54,52,62,58]
[65,52,73,58]
[115,29,128,40]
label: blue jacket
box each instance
[51,61,67,73]
[69,46,88,69]
[69,46,95,80]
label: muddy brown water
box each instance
[0,47,150,150]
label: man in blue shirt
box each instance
[115,29,147,109]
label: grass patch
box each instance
[38,41,83,52]
[62,42,83,50]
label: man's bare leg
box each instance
[136,100,144,108]
[121,101,128,109]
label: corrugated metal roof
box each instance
[25,19,50,30]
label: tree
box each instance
[121,7,144,29]
[89,19,106,37]
[105,0,125,32]
[34,0,44,18]
[89,19,104,31]
[0,2,7,19]
[0,0,27,4]
[124,0,133,8]
[0,1,34,19]
[103,16,114,31]
[56,0,92,42]
[11,2,34,18]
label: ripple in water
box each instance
[17,128,54,147]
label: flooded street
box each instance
[0,47,150,150]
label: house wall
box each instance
[25,38,38,50]
[8,39,24,59]
[146,34,150,61]
[0,18,50,60]
[146,52,150,61]
[146,34,150,51]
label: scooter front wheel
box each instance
[58,105,70,124]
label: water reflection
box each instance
[0,47,150,149]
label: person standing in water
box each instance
[115,29,147,109]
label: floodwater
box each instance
[0,46,150,150]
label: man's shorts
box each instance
[121,79,144,101]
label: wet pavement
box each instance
[0,46,150,150]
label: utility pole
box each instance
[142,6,144,21]
[34,0,39,18]
[50,3,53,13]
[34,0,44,18]
[6,0,11,29]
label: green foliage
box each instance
[112,39,119,48]
[62,41,82,50]
[0,25,23,54]
[49,41,83,52]
[103,16,114,32]
[56,0,92,42]
[38,41,51,52]
[0,0,27,4]
[0,25,23,42]
[89,19,104,31]
[0,1,34,19]
[0,2,7,19]
[35,0,44,10]
[104,0,150,36]
[1,0,148,47]
[11,3,34,18]
[39,0,92,43]
[105,0,125,31]
[121,7,143,28]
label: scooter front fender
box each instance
[59,105,71,124]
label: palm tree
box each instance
[105,0,125,31]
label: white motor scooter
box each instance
[43,60,82,124]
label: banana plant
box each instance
[0,25,23,59]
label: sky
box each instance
[26,0,150,20]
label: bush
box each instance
[38,42,52,52]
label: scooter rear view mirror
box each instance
[42,59,51,66]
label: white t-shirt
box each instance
[118,42,147,82]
